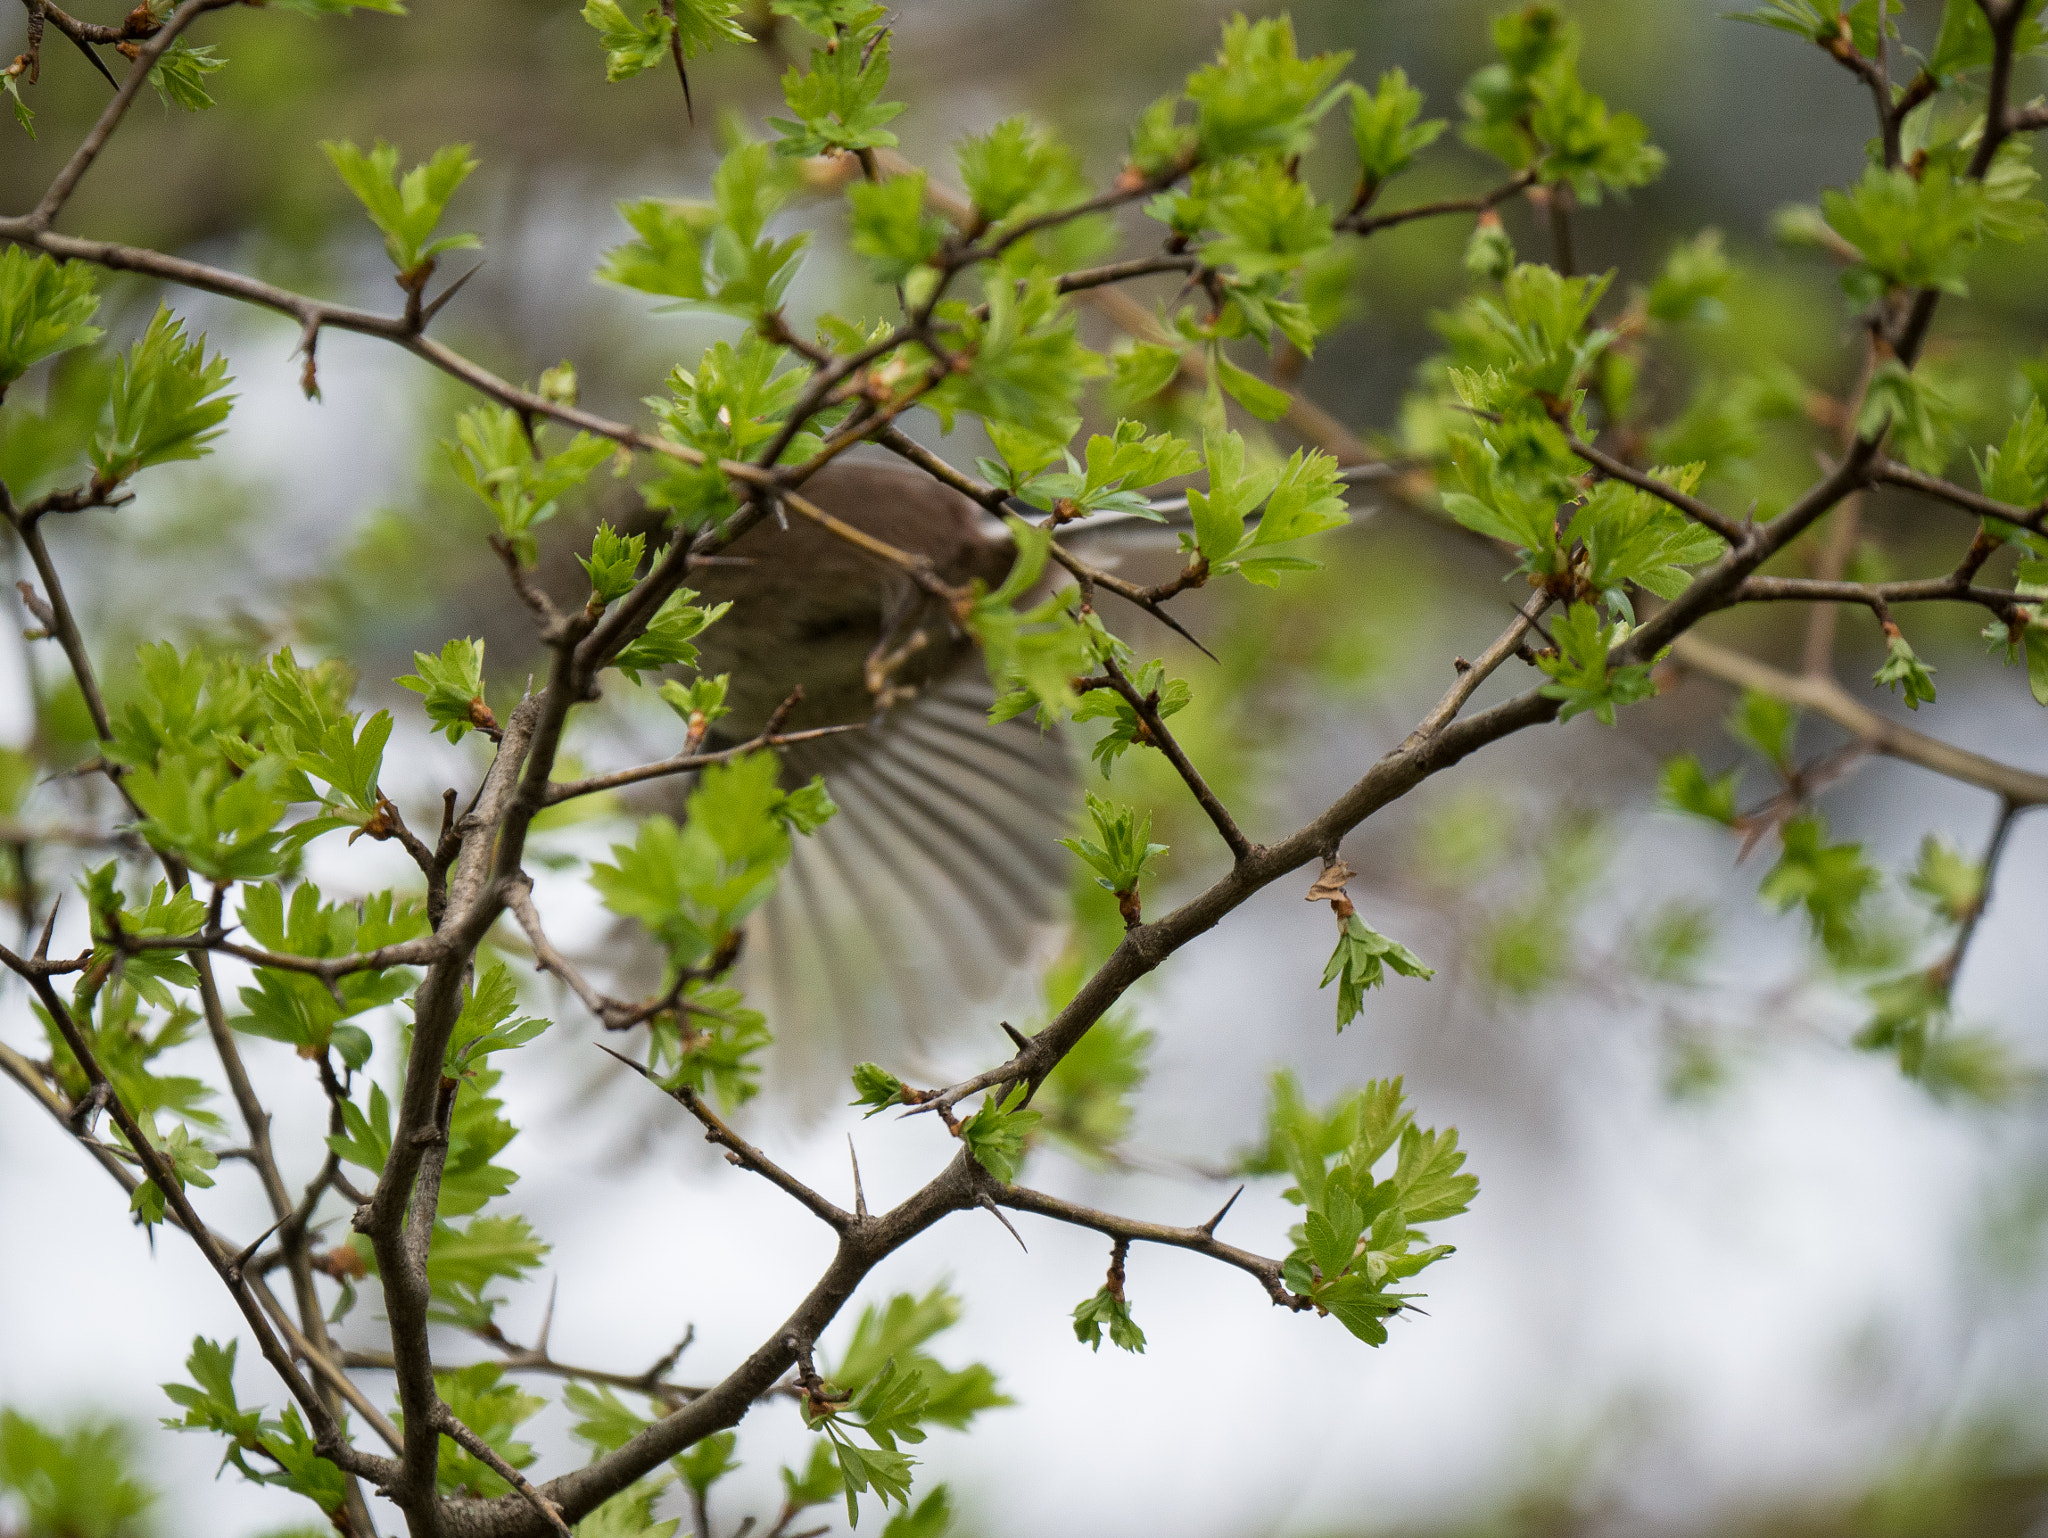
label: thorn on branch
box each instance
[1198,1185,1244,1237]
[15,580,57,639]
[419,262,484,329]
[978,1194,1028,1253]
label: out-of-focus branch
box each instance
[1671,634,2048,807]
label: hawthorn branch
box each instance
[541,722,863,805]
[992,1183,1309,1312]
[27,0,237,228]
[437,1409,573,1538]
[1930,798,2023,997]
[1671,634,2048,807]
[1404,590,1553,746]
[1563,431,1749,544]
[0,954,396,1487]
[1337,168,1539,234]
[598,1047,854,1233]
[1872,458,2048,536]
[1096,655,1253,863]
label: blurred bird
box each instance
[341,449,1373,1099]
[679,458,1082,1077]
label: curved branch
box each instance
[1671,633,2048,807]
[993,1183,1308,1312]
[1564,430,1748,544]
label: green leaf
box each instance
[397,638,490,743]
[577,1484,681,1538]
[1659,754,1740,825]
[1058,793,1167,908]
[422,1215,550,1333]
[1072,660,1191,777]
[591,752,828,974]
[880,1488,956,1538]
[610,589,731,683]
[1857,360,1964,475]
[1728,688,1797,770]
[1907,834,1985,925]
[321,138,481,277]
[581,523,646,607]
[1822,163,2015,304]
[128,1122,218,1227]
[444,405,616,565]
[1759,813,1878,960]
[958,116,1087,224]
[929,274,1106,443]
[150,41,227,112]
[850,1062,906,1116]
[1464,263,1615,399]
[0,246,103,392]
[1071,1287,1147,1353]
[1212,351,1292,420]
[1111,341,1184,403]
[90,306,234,487]
[960,1084,1040,1185]
[1535,603,1658,725]
[645,334,816,511]
[0,1411,154,1534]
[1568,463,1724,598]
[1184,13,1351,160]
[769,15,905,156]
[125,754,289,883]
[1348,68,1445,190]
[584,0,688,82]
[964,521,1104,725]
[1464,212,1517,281]
[1972,397,2048,513]
[1873,631,1937,710]
[674,1431,739,1496]
[848,172,949,284]
[445,962,551,1074]
[564,1383,654,1457]
[1646,229,1733,327]
[1320,912,1434,1030]
[4,72,34,138]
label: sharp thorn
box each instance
[228,1213,289,1275]
[847,1135,868,1219]
[1198,1184,1244,1237]
[536,1275,559,1356]
[594,1042,658,1083]
[1144,599,1220,663]
[63,28,119,90]
[419,262,484,327]
[978,1195,1028,1253]
[35,897,60,960]
[999,1020,1031,1052]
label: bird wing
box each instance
[744,658,1074,1099]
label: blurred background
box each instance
[3,1,2048,1535]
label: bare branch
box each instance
[1096,655,1253,863]
[994,1183,1309,1313]
[1563,430,1749,544]
[596,1046,854,1231]
[1671,634,2048,807]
